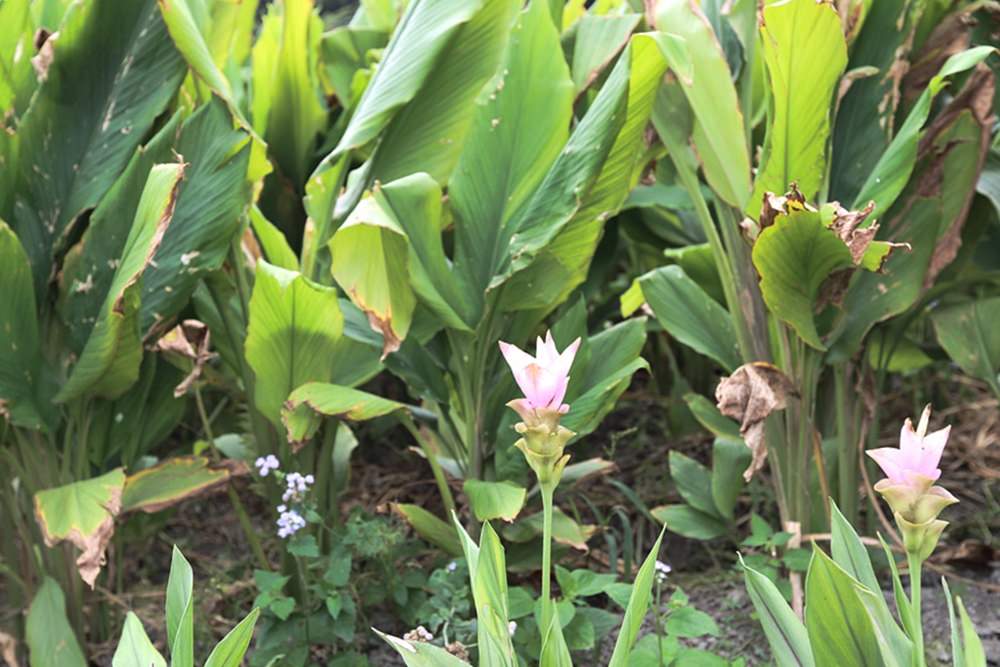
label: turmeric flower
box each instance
[499,331,580,413]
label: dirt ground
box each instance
[3,373,998,666]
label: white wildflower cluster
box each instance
[254,454,280,476]
[282,472,314,503]
[276,504,306,539]
[654,560,672,584]
[402,625,434,642]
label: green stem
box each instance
[398,413,456,515]
[665,147,755,361]
[834,363,858,523]
[194,387,270,570]
[908,553,925,667]
[540,483,555,636]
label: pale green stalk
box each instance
[540,483,555,635]
[908,553,925,667]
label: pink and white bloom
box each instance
[867,408,950,485]
[499,331,581,412]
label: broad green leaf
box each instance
[112,612,167,667]
[752,209,853,350]
[503,507,597,551]
[501,32,672,309]
[370,0,519,183]
[931,297,1000,396]
[203,608,260,667]
[669,452,717,517]
[683,393,741,440]
[138,100,252,331]
[282,382,405,444]
[651,505,727,541]
[33,469,126,587]
[639,265,740,371]
[665,606,720,638]
[59,112,181,354]
[0,0,34,121]
[395,504,462,556]
[320,26,387,108]
[464,479,526,522]
[606,528,665,667]
[805,547,881,667]
[11,0,185,291]
[654,0,751,207]
[250,205,298,270]
[374,629,471,667]
[750,0,847,214]
[158,0,269,183]
[559,318,649,438]
[829,502,880,594]
[166,547,194,667]
[499,33,669,290]
[711,438,750,521]
[245,261,344,425]
[740,556,815,667]
[375,174,475,330]
[56,163,185,402]
[251,0,325,186]
[121,456,234,513]
[26,578,86,667]
[978,149,1000,219]
[0,221,51,428]
[570,13,641,94]
[850,47,995,217]
[829,104,990,360]
[449,0,573,312]
[330,194,416,356]
[327,0,484,160]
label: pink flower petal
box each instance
[867,447,906,483]
[499,341,535,372]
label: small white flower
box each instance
[254,454,280,476]
[508,621,517,637]
[276,507,306,539]
[446,561,458,572]
[655,560,671,583]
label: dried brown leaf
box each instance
[156,319,215,397]
[716,362,797,481]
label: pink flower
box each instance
[867,408,950,485]
[499,331,581,412]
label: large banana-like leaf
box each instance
[282,382,405,444]
[370,0,519,183]
[10,0,185,291]
[638,265,740,372]
[447,0,573,315]
[750,0,846,214]
[653,0,751,208]
[56,163,185,402]
[251,0,326,186]
[329,194,416,357]
[59,114,181,354]
[244,261,344,426]
[138,100,252,332]
[828,76,992,360]
[326,0,484,160]
[829,0,923,205]
[569,13,641,95]
[0,221,52,428]
[499,32,671,312]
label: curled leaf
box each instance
[33,469,126,588]
[715,363,797,481]
[155,319,215,397]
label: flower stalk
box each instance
[499,331,581,642]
